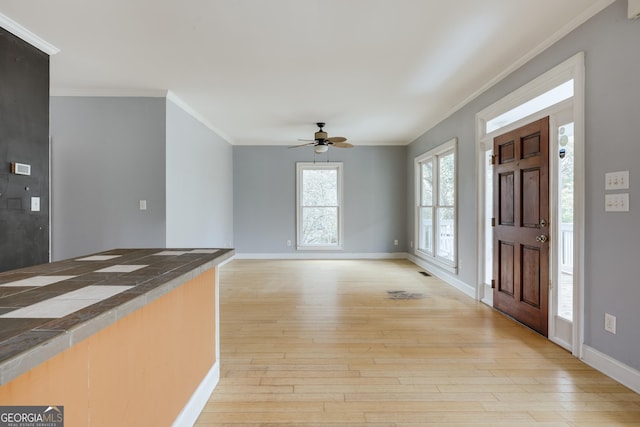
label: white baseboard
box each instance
[581,345,640,394]
[407,254,476,299]
[172,361,220,427]
[234,252,409,260]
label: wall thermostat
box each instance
[11,162,31,176]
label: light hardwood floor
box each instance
[194,259,640,426]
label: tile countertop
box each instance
[0,248,234,385]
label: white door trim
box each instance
[474,52,585,357]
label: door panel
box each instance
[493,117,549,336]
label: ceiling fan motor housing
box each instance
[314,131,328,141]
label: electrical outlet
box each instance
[604,313,616,334]
[286,240,292,247]
[394,239,399,246]
[139,200,147,210]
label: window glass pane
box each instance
[301,207,338,245]
[418,207,433,253]
[437,207,455,261]
[486,80,573,133]
[485,150,493,285]
[302,169,337,206]
[421,161,433,205]
[438,152,455,206]
[558,122,574,321]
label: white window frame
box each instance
[414,138,457,272]
[296,162,344,251]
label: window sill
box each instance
[297,246,344,251]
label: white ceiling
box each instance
[0,0,612,146]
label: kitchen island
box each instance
[0,247,233,426]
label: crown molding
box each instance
[409,0,615,143]
[50,88,168,98]
[0,13,59,55]
[166,91,234,144]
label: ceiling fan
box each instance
[289,122,353,154]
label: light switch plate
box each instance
[605,170,629,190]
[31,197,40,212]
[605,193,629,212]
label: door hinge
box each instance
[491,217,496,227]
[491,279,496,289]
[490,154,496,165]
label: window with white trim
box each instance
[296,162,343,250]
[415,138,457,270]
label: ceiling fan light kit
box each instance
[314,144,329,154]
[289,122,353,152]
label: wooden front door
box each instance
[493,117,550,336]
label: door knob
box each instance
[536,235,548,243]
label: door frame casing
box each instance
[474,52,585,357]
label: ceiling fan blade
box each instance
[326,136,347,143]
[297,138,316,142]
[331,141,354,148]
[288,142,316,148]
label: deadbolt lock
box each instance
[540,219,547,227]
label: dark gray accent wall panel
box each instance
[0,27,50,272]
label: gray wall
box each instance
[407,0,640,370]
[234,145,407,254]
[165,99,234,248]
[50,97,167,260]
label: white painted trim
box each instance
[217,254,235,268]
[571,55,587,360]
[478,52,584,137]
[166,91,234,144]
[50,88,168,98]
[171,361,219,427]
[582,345,640,394]
[475,52,585,358]
[0,13,60,55]
[413,138,458,271]
[49,89,233,145]
[234,252,408,260]
[296,162,344,251]
[171,260,227,426]
[407,254,475,299]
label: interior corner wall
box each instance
[50,97,167,260]
[0,27,50,272]
[407,0,640,371]
[233,145,407,254]
[165,99,233,248]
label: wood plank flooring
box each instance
[194,259,640,426]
